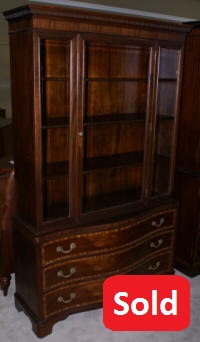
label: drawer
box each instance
[43,230,174,290]
[134,251,174,275]
[44,278,103,318]
[43,250,174,318]
[41,209,176,266]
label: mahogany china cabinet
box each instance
[4,4,189,337]
[174,22,200,276]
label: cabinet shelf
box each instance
[84,113,146,125]
[84,188,141,212]
[158,78,177,82]
[84,152,143,173]
[155,153,171,161]
[157,115,174,120]
[85,77,148,82]
[42,117,69,128]
[41,77,69,82]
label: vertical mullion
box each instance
[34,32,43,225]
[69,34,85,218]
[144,42,160,199]
[143,45,158,200]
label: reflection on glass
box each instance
[151,48,181,196]
[83,41,151,212]
[40,39,70,219]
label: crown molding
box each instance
[30,0,194,22]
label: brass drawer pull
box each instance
[57,267,76,279]
[148,261,161,271]
[56,242,76,254]
[151,217,165,228]
[58,292,76,304]
[150,238,164,249]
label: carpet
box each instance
[0,270,199,341]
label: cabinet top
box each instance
[4,3,190,34]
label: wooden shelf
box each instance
[85,77,148,82]
[155,153,171,161]
[84,152,144,173]
[158,78,177,82]
[157,115,174,120]
[41,77,69,81]
[84,188,141,212]
[85,113,146,125]
[42,117,69,128]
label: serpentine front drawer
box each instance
[41,209,176,266]
[42,230,174,291]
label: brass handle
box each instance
[57,267,76,279]
[56,242,76,254]
[151,217,165,228]
[148,261,161,271]
[150,238,164,249]
[58,292,76,304]
[78,131,83,137]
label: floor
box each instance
[0,270,199,342]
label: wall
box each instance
[0,0,199,118]
[0,0,27,117]
[58,0,200,19]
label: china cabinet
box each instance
[4,4,189,337]
[174,22,200,276]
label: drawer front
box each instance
[44,279,103,318]
[134,251,174,275]
[43,230,174,290]
[44,251,173,318]
[41,209,176,265]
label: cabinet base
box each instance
[15,292,102,338]
[175,258,200,277]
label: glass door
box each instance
[40,39,70,220]
[151,46,181,196]
[82,39,153,212]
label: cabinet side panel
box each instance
[9,29,41,224]
[174,171,199,270]
[177,28,200,171]
[14,227,40,317]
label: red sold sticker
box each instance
[103,275,190,331]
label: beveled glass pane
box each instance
[43,176,69,219]
[83,40,151,212]
[157,82,177,117]
[159,48,180,79]
[83,165,143,212]
[43,80,69,122]
[151,47,181,196]
[44,127,69,165]
[85,122,145,158]
[42,40,70,78]
[40,39,70,220]
[86,81,147,117]
[86,42,149,79]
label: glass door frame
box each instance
[76,33,157,218]
[149,41,184,199]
